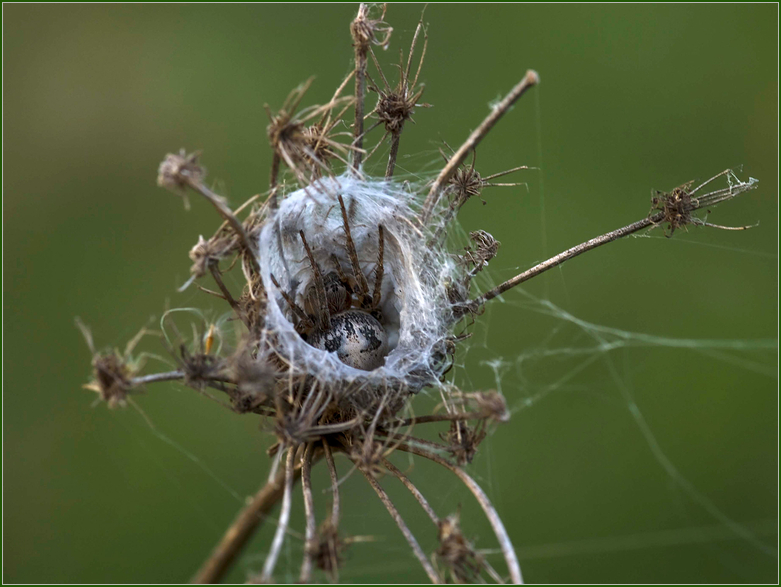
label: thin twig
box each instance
[260,445,297,583]
[386,133,401,179]
[477,215,658,306]
[396,443,523,585]
[185,179,257,265]
[209,265,245,323]
[351,5,370,171]
[130,370,185,386]
[269,154,281,210]
[475,170,759,306]
[356,463,443,584]
[191,451,304,584]
[396,410,488,427]
[421,70,539,223]
[382,457,440,525]
[299,442,317,583]
[324,441,341,526]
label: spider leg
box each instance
[330,254,353,292]
[270,272,314,332]
[337,194,370,303]
[370,225,384,310]
[299,231,331,331]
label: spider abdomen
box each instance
[309,310,388,371]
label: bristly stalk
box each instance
[473,170,759,308]
[350,3,392,172]
[323,441,341,526]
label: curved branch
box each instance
[396,443,523,584]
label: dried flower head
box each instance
[157,149,204,209]
[350,3,392,52]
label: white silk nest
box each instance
[258,175,458,393]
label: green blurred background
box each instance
[4,4,777,584]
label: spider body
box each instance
[273,194,389,371]
[309,309,388,371]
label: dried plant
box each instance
[79,4,760,584]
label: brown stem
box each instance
[191,450,309,584]
[421,70,539,223]
[382,458,439,525]
[208,265,246,326]
[259,446,296,583]
[185,179,256,265]
[269,152,280,191]
[396,410,488,428]
[299,443,317,583]
[356,463,443,584]
[476,214,659,306]
[475,169,759,307]
[268,153,281,210]
[386,129,402,178]
[323,441,341,526]
[396,443,523,584]
[352,29,368,169]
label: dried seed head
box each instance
[228,345,276,410]
[374,87,425,134]
[462,230,500,275]
[187,235,230,278]
[266,80,355,185]
[449,162,486,205]
[84,352,134,408]
[178,345,226,391]
[469,390,509,423]
[436,513,485,584]
[367,20,429,140]
[313,520,345,580]
[442,421,486,465]
[77,318,150,408]
[350,3,392,52]
[157,149,204,206]
[650,181,695,237]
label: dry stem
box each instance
[421,70,539,223]
[350,4,391,170]
[356,462,443,584]
[324,441,341,526]
[299,442,317,583]
[397,443,523,584]
[191,451,304,584]
[474,170,758,307]
[259,446,296,582]
[382,457,439,525]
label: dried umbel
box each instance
[80,4,760,585]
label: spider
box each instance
[271,194,388,371]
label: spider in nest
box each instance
[80,3,760,585]
[270,194,388,372]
